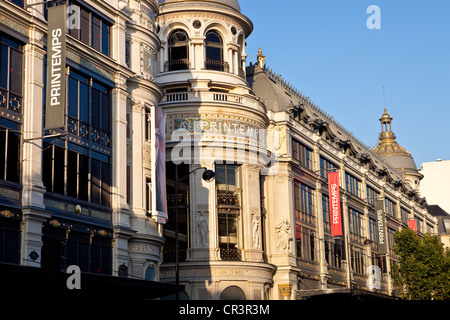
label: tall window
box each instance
[68,0,111,56]
[167,29,189,71]
[414,216,423,234]
[294,180,315,225]
[350,246,365,274]
[216,164,241,261]
[348,208,364,244]
[163,163,190,263]
[43,69,112,208]
[296,225,316,261]
[345,172,361,197]
[366,185,379,206]
[0,34,22,184]
[205,31,225,71]
[319,156,337,178]
[292,139,313,170]
[323,194,343,268]
[384,197,396,217]
[400,207,409,225]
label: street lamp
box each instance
[174,166,215,300]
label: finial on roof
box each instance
[257,47,266,68]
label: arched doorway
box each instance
[220,286,246,300]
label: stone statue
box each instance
[252,215,260,248]
[197,212,208,247]
[275,220,292,252]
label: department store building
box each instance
[0,0,437,300]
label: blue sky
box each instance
[240,0,450,167]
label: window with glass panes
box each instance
[43,68,112,208]
[366,185,379,206]
[294,180,315,224]
[345,172,361,197]
[0,33,22,184]
[400,207,410,225]
[67,0,111,56]
[216,164,241,258]
[322,194,344,268]
[319,156,338,178]
[292,139,313,170]
[350,245,365,274]
[296,225,316,261]
[348,208,364,243]
[384,197,396,217]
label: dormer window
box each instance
[167,29,189,71]
[205,31,226,71]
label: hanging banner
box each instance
[328,171,342,237]
[408,219,417,233]
[45,4,67,130]
[151,106,168,224]
[375,199,388,255]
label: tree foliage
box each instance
[390,228,450,300]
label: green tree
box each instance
[390,228,450,300]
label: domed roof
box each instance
[158,0,241,12]
[372,108,418,172]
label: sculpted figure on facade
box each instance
[197,212,209,247]
[252,214,260,248]
[275,220,292,252]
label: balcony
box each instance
[164,58,190,72]
[219,248,242,261]
[205,59,229,72]
[160,91,266,115]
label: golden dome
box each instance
[373,109,417,172]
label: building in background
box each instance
[420,159,450,214]
[426,205,450,249]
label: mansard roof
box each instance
[246,61,410,187]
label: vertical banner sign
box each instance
[375,199,388,255]
[151,106,168,224]
[408,220,417,233]
[328,171,343,237]
[45,4,67,130]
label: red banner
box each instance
[408,220,417,233]
[328,171,342,236]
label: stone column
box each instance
[189,162,217,261]
[20,42,50,267]
[241,164,263,262]
[190,38,204,71]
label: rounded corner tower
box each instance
[156,0,275,300]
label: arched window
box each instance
[167,29,189,71]
[205,30,226,71]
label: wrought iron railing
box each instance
[205,59,229,72]
[165,58,190,72]
[219,248,241,261]
[67,117,111,150]
[0,89,22,116]
[163,248,187,263]
[217,192,240,210]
